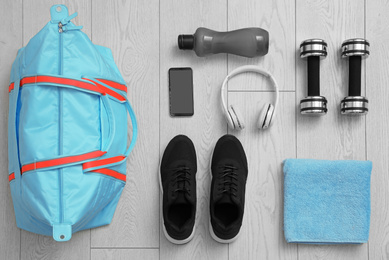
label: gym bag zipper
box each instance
[58,20,64,224]
[57,14,82,225]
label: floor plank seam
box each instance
[228,90,296,93]
[295,0,299,259]
[158,0,161,258]
[91,247,160,250]
[364,1,369,259]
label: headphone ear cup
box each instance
[258,104,274,130]
[228,105,245,130]
[225,106,236,129]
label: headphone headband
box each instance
[221,65,279,119]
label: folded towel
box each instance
[283,159,372,244]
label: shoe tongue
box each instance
[217,193,233,204]
[174,191,188,204]
[169,193,194,231]
[214,194,240,230]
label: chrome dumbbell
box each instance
[340,38,370,115]
[300,39,328,115]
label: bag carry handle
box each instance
[89,78,138,157]
[13,75,116,174]
[124,100,138,157]
[81,78,138,172]
[100,93,115,152]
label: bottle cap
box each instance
[178,35,195,50]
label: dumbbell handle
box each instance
[349,56,362,96]
[307,56,320,96]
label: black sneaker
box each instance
[209,134,248,243]
[160,135,197,244]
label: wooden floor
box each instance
[1,0,388,259]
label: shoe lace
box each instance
[218,165,238,197]
[171,166,191,196]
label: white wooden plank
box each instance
[159,0,228,259]
[228,92,297,260]
[0,0,22,259]
[20,1,91,259]
[227,0,295,91]
[366,0,389,259]
[296,0,367,259]
[21,230,90,260]
[91,249,159,260]
[90,0,160,247]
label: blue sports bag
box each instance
[7,5,137,241]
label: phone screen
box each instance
[169,68,194,116]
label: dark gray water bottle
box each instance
[178,27,269,58]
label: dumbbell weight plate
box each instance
[300,39,327,59]
[300,96,328,115]
[340,96,368,115]
[341,38,370,58]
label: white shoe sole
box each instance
[159,161,195,245]
[209,219,240,244]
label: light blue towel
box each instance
[283,159,372,244]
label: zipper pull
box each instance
[58,13,83,33]
[62,25,83,32]
[60,12,78,26]
[58,22,63,33]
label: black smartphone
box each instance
[168,67,194,116]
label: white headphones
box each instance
[221,65,279,130]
